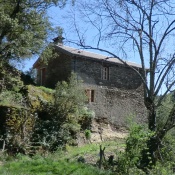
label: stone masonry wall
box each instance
[73,57,147,127]
[84,84,147,128]
[73,57,143,90]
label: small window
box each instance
[102,66,109,80]
[85,89,95,102]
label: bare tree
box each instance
[65,0,175,169]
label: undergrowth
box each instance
[0,157,114,175]
[0,141,123,175]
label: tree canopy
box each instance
[0,0,67,62]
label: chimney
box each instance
[53,36,65,45]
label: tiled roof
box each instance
[55,44,142,68]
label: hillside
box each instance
[0,63,175,174]
[0,63,55,154]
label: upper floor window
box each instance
[102,66,110,80]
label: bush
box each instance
[33,73,94,151]
[85,129,91,140]
[0,90,23,107]
[116,122,154,174]
[54,73,93,146]
[116,121,175,174]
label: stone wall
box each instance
[73,57,143,90]
[84,84,147,127]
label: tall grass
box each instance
[0,155,115,175]
[0,141,124,175]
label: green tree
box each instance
[67,0,175,171]
[54,73,94,146]
[34,74,94,151]
[0,0,67,63]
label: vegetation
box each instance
[0,141,121,175]
[0,133,175,174]
[0,0,68,63]
[0,70,93,154]
[1,0,175,173]
[66,0,175,171]
[0,159,114,175]
[33,74,94,151]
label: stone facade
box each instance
[33,44,147,127]
[74,56,142,90]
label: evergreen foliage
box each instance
[0,0,66,63]
[116,121,175,174]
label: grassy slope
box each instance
[0,140,125,175]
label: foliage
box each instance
[157,130,175,166]
[25,85,54,112]
[0,155,114,175]
[116,123,154,174]
[115,121,175,174]
[85,129,91,140]
[54,73,93,145]
[0,0,68,63]
[21,69,36,85]
[156,93,174,130]
[0,90,23,107]
[0,62,23,92]
[5,108,36,155]
[0,84,55,155]
[33,74,94,151]
[54,73,87,119]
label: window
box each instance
[102,66,109,80]
[85,89,95,102]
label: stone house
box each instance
[33,44,146,128]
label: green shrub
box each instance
[54,74,93,146]
[85,129,91,140]
[0,90,23,107]
[116,120,175,174]
[116,122,154,174]
[5,108,36,154]
[32,73,94,151]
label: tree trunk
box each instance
[139,98,159,169]
[139,135,160,169]
[139,100,175,171]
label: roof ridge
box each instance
[56,44,109,57]
[56,44,142,68]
